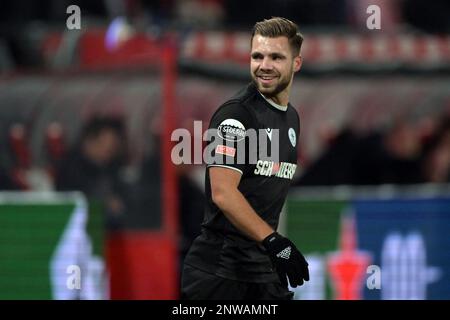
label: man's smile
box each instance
[257,74,278,85]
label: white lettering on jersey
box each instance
[253,160,297,180]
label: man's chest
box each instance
[252,111,298,163]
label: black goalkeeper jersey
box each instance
[184,83,300,283]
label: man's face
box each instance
[250,35,301,101]
[86,129,122,166]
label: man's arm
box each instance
[209,166,309,287]
[209,166,273,242]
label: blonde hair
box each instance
[251,17,303,56]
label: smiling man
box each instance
[181,17,309,300]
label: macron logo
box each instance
[277,246,291,259]
[265,128,272,141]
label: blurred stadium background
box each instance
[0,0,449,300]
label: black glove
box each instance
[262,232,309,287]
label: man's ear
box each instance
[293,55,302,72]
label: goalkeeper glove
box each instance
[262,232,309,287]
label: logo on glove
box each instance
[276,246,291,259]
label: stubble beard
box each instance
[252,71,292,99]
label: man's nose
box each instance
[260,57,273,70]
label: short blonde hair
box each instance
[251,17,303,56]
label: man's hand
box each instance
[262,232,309,287]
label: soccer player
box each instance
[181,17,309,300]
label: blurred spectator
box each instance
[0,166,20,190]
[420,117,450,183]
[126,146,162,230]
[55,116,127,229]
[177,165,204,273]
[297,119,425,186]
[296,127,358,185]
[352,119,423,185]
[137,135,204,271]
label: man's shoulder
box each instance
[226,82,258,105]
[287,102,299,115]
[287,103,301,126]
[210,84,258,123]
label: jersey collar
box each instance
[258,91,288,112]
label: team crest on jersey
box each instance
[288,128,296,147]
[217,119,246,142]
